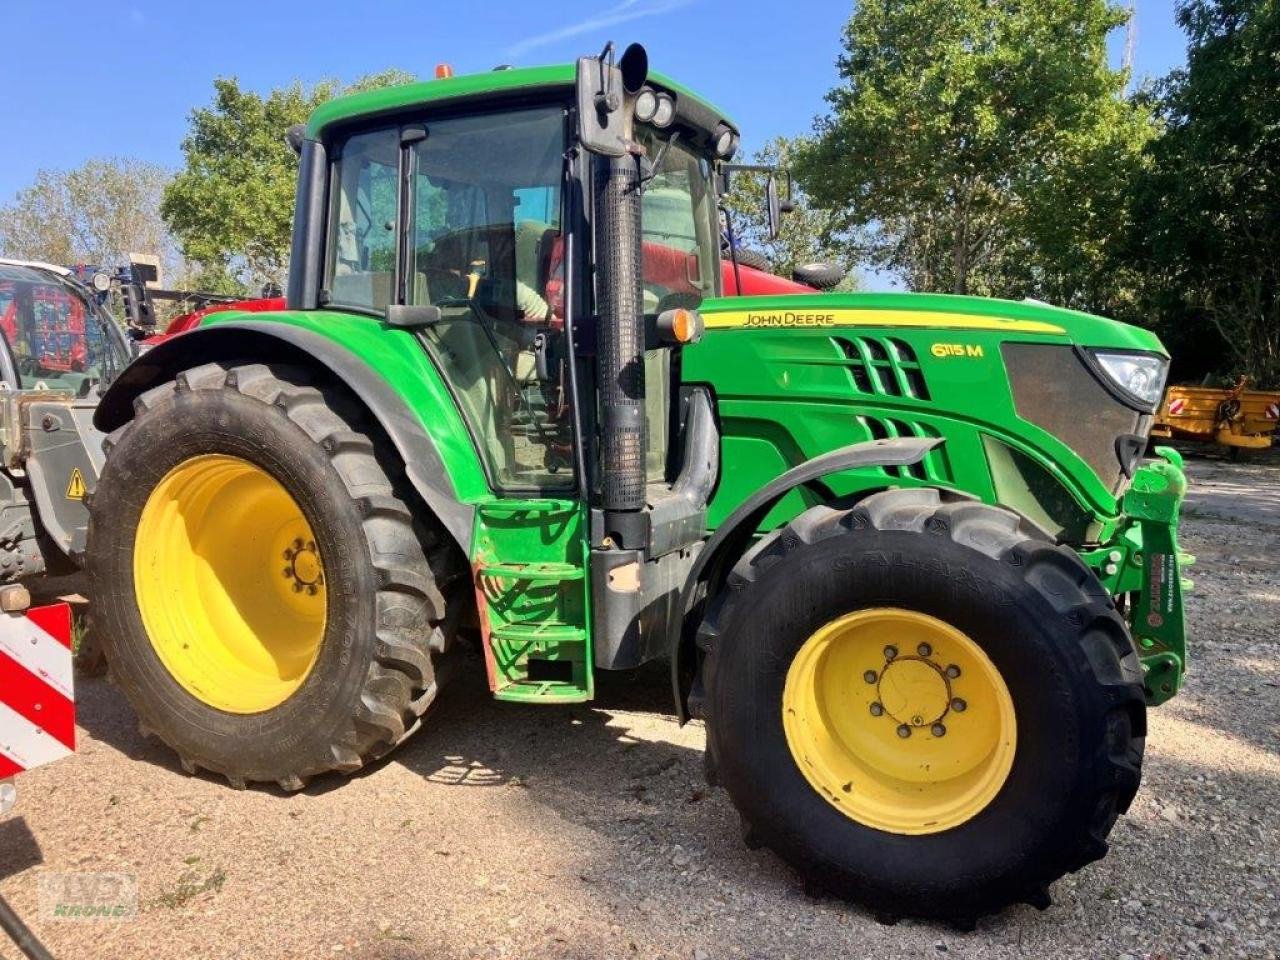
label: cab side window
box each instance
[326,128,400,311]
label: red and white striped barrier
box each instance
[0,604,75,786]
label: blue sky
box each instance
[0,1,1188,205]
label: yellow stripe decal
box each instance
[702,309,1065,335]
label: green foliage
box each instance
[162,70,416,291]
[1128,0,1280,387]
[723,137,859,288]
[0,158,177,277]
[795,0,1154,307]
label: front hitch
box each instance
[1086,447,1191,705]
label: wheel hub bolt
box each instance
[869,702,884,717]
[883,645,898,660]
[896,724,911,739]
[863,670,878,684]
[917,642,932,657]
[945,664,961,679]
[931,723,947,737]
[951,698,967,712]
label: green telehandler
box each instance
[86,44,1189,922]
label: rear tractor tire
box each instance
[700,488,1146,922]
[88,362,461,790]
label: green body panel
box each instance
[200,308,491,504]
[686,292,1162,530]
[306,65,730,139]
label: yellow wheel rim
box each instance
[782,608,1016,835]
[133,454,327,714]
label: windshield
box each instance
[635,130,720,314]
[0,264,127,393]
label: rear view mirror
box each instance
[725,163,793,240]
[575,42,648,157]
[766,177,782,240]
[385,303,443,329]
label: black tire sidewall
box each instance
[709,526,1111,909]
[91,383,379,781]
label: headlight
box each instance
[652,93,676,128]
[634,88,659,124]
[1089,350,1169,411]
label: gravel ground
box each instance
[2,445,1276,960]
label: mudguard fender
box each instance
[93,322,474,549]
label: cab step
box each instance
[472,499,592,704]
[477,562,585,582]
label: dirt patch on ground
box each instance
[2,445,1277,960]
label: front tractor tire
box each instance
[88,362,459,790]
[701,488,1146,923]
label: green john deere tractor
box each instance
[86,44,1189,922]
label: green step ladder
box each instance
[472,500,593,703]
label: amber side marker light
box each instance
[435,63,455,79]
[657,307,705,344]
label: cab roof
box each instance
[305,63,732,139]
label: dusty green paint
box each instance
[199,308,492,504]
[307,64,731,139]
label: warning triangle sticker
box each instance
[65,468,87,500]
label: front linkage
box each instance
[1082,447,1190,705]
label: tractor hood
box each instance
[696,291,1167,356]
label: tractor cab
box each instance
[279,45,738,677]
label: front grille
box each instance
[1002,344,1143,493]
[832,336,931,400]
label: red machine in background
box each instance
[149,251,826,344]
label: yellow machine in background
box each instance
[1153,377,1280,452]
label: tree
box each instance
[794,0,1154,307]
[1129,0,1280,387]
[162,70,416,293]
[723,137,860,288]
[0,158,177,277]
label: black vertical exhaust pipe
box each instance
[595,43,649,516]
[596,151,646,513]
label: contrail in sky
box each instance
[507,0,694,58]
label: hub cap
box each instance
[782,608,1016,835]
[133,454,326,713]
